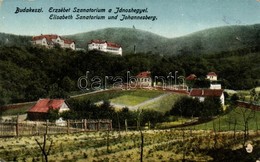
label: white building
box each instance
[32,34,76,50]
[210,84,222,89]
[206,72,218,81]
[189,89,225,106]
[88,40,122,56]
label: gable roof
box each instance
[89,39,106,44]
[28,99,65,113]
[136,71,151,78]
[190,89,223,97]
[106,42,121,48]
[207,72,217,76]
[63,39,75,44]
[186,74,197,81]
[32,34,59,41]
[89,39,121,48]
[32,34,74,45]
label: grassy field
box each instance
[140,93,183,113]
[192,107,260,131]
[110,95,151,106]
[71,89,164,103]
[109,90,165,107]
[71,89,131,103]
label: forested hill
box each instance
[165,24,260,55]
[0,45,259,105]
[0,33,31,47]
[65,28,168,54]
[0,24,259,55]
[66,24,260,55]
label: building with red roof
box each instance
[186,74,197,81]
[206,72,222,89]
[206,72,218,81]
[88,39,122,55]
[27,99,70,121]
[32,34,75,50]
[135,71,152,87]
[237,101,260,111]
[190,89,225,105]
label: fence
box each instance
[0,119,112,137]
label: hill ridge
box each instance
[0,24,259,55]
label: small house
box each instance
[186,74,197,81]
[189,89,225,105]
[27,99,70,121]
[136,71,152,87]
[206,72,217,81]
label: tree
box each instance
[170,96,202,117]
[141,109,164,128]
[98,100,114,119]
[193,79,210,89]
[35,134,53,162]
[231,93,239,103]
[235,88,259,145]
[47,108,59,122]
[235,106,255,145]
[48,83,68,99]
[60,110,77,120]
[170,96,223,121]
[61,76,75,92]
[201,97,223,118]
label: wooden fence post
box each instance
[84,119,87,132]
[97,120,100,131]
[110,120,112,131]
[35,121,39,135]
[125,119,128,132]
[67,120,70,134]
[82,119,84,131]
[16,115,19,137]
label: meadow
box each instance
[193,107,260,131]
[109,90,165,107]
[139,93,183,113]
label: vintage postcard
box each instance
[0,0,260,161]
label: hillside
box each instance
[165,24,260,55]
[0,24,259,55]
[65,27,168,54]
[66,24,260,55]
[0,33,31,47]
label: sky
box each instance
[0,0,259,38]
